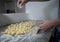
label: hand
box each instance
[39,20,55,31]
[17,0,28,6]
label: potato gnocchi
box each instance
[1,21,37,36]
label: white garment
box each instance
[25,0,59,20]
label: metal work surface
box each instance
[0,24,54,42]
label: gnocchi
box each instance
[2,21,37,36]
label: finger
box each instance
[17,0,24,6]
[17,0,21,4]
[20,0,25,6]
[40,25,52,31]
[21,0,28,6]
[39,24,48,30]
[37,20,44,24]
[39,25,45,29]
[40,27,48,31]
[39,24,45,28]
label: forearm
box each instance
[54,19,60,26]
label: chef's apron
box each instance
[25,0,59,20]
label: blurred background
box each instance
[0,0,50,13]
[0,0,25,13]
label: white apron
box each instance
[25,0,59,20]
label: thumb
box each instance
[20,0,25,6]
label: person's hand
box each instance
[39,20,55,31]
[17,0,28,6]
